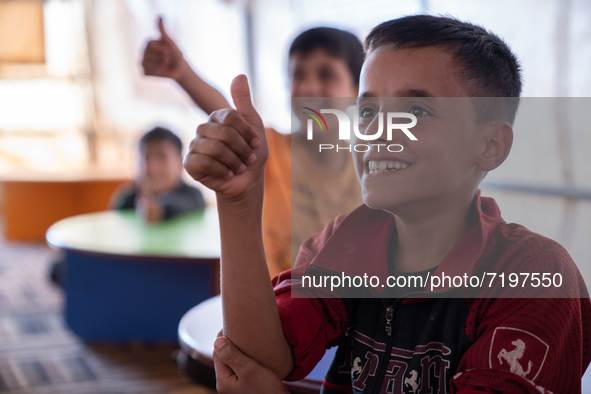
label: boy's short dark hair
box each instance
[365,15,522,124]
[139,127,182,154]
[289,27,364,86]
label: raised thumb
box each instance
[158,17,172,42]
[231,74,263,129]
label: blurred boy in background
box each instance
[50,127,204,286]
[141,19,364,277]
[111,126,205,222]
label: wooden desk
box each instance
[47,208,220,342]
[178,295,335,393]
[2,171,129,241]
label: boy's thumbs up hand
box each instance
[141,17,187,81]
[184,75,268,203]
[158,17,172,43]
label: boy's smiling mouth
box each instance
[367,160,411,175]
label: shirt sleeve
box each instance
[272,217,350,381]
[451,236,591,393]
[452,298,589,394]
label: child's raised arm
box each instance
[142,17,231,114]
[184,75,294,379]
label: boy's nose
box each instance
[144,160,161,176]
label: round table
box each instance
[178,295,336,393]
[46,207,221,258]
[46,208,221,341]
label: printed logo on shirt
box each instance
[347,330,452,393]
[489,327,549,381]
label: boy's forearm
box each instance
[216,185,295,379]
[175,61,232,114]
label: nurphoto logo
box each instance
[303,107,418,153]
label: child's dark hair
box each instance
[139,127,182,154]
[289,27,364,86]
[365,15,522,124]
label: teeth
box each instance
[367,160,410,175]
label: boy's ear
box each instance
[477,122,513,172]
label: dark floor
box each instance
[0,231,216,394]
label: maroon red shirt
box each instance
[273,192,590,393]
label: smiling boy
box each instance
[184,15,590,394]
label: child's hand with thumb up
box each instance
[184,75,268,206]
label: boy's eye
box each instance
[409,105,430,117]
[359,106,377,118]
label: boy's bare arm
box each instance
[176,64,231,114]
[142,17,231,114]
[184,75,294,379]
